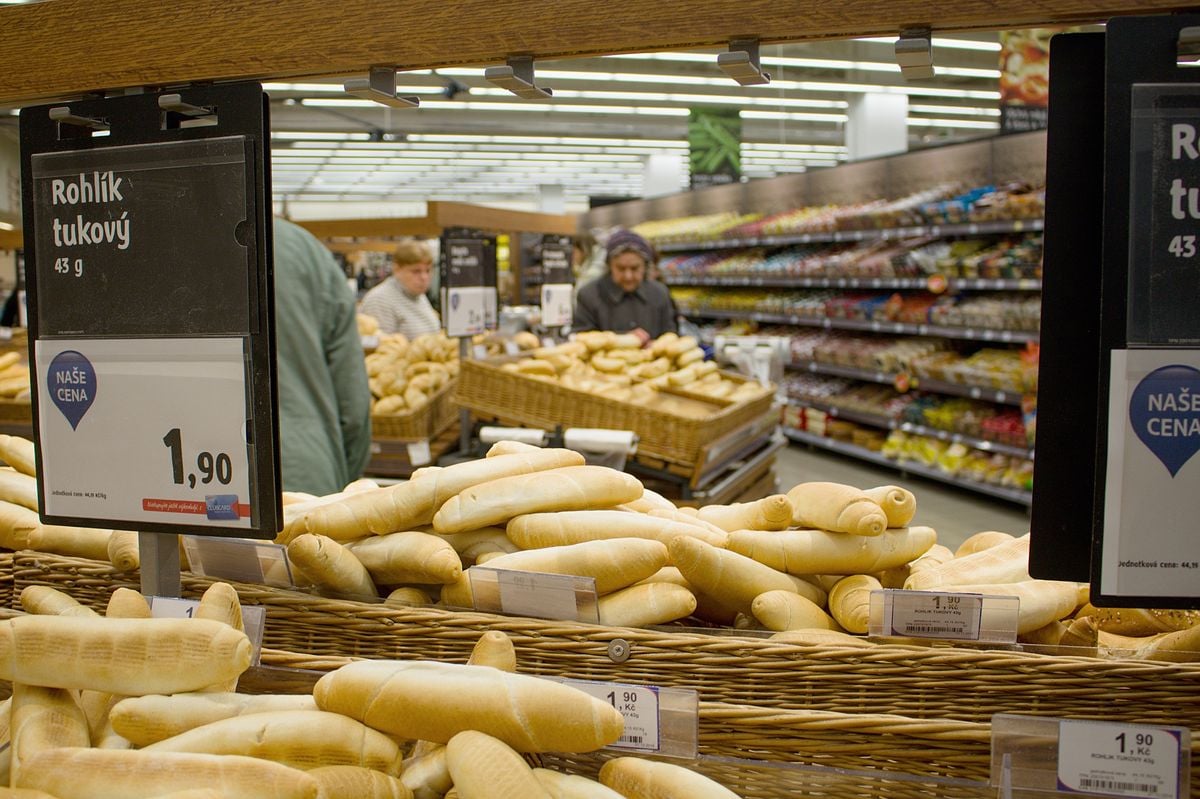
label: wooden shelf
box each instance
[657,218,1044,252]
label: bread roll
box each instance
[507,510,728,551]
[445,730,552,799]
[669,536,825,616]
[597,583,696,627]
[727,527,938,576]
[533,768,626,799]
[481,538,668,594]
[862,485,917,528]
[786,482,887,537]
[110,692,318,747]
[308,765,411,799]
[598,757,739,798]
[10,683,90,785]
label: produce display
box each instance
[496,330,768,409]
[364,332,459,416]
[0,352,29,403]
[671,287,1041,333]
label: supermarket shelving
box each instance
[665,275,1041,291]
[781,427,1034,506]
[787,358,1027,407]
[656,218,1043,252]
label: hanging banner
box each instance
[999,29,1055,132]
[689,107,741,189]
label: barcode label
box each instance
[1079,778,1158,794]
[885,591,983,640]
[620,735,644,745]
[905,624,966,634]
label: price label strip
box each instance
[555,678,699,759]
[181,535,295,589]
[991,714,1190,799]
[148,595,267,666]
[870,589,1020,644]
[467,567,599,623]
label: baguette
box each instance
[105,585,151,614]
[696,495,793,532]
[619,488,674,513]
[110,692,319,748]
[507,510,728,551]
[0,616,251,695]
[485,440,542,457]
[1102,623,1200,663]
[903,534,1030,590]
[445,730,552,799]
[786,482,887,536]
[1075,605,1200,636]
[144,710,403,774]
[312,660,624,752]
[597,582,696,627]
[0,470,37,510]
[19,585,98,617]
[769,628,877,647]
[728,526,938,576]
[0,435,36,477]
[435,527,520,562]
[598,757,739,799]
[750,590,841,632]
[861,485,917,528]
[954,531,1016,557]
[645,509,729,538]
[433,466,643,534]
[15,748,319,799]
[298,449,585,542]
[533,768,626,799]
[481,538,668,594]
[344,531,462,585]
[0,789,60,798]
[10,684,90,786]
[669,536,825,616]
[826,574,882,634]
[286,533,378,598]
[307,765,411,799]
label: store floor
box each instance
[774,443,1031,553]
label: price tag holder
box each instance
[181,535,295,589]
[405,439,432,466]
[868,589,1020,644]
[148,595,267,666]
[440,232,498,338]
[20,84,279,540]
[553,677,699,759]
[991,713,1190,799]
[466,566,599,623]
[541,283,574,327]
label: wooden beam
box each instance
[430,202,577,236]
[0,229,22,251]
[0,0,1187,105]
[293,217,442,241]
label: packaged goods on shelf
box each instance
[965,184,1046,221]
[879,428,1034,490]
[910,347,1038,394]
[630,211,761,243]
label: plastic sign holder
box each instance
[19,83,279,599]
[991,713,1190,798]
[466,566,600,623]
[439,229,498,339]
[539,234,575,327]
[554,677,699,759]
[868,589,1020,644]
[148,595,267,665]
[180,535,295,589]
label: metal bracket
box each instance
[344,66,420,108]
[48,105,109,131]
[717,39,771,86]
[158,93,214,117]
[896,27,935,80]
[484,56,553,99]
[1179,26,1200,63]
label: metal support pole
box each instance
[139,531,182,598]
[458,337,473,456]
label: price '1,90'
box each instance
[162,428,233,489]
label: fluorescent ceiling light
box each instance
[906,117,998,129]
[909,103,1000,117]
[0,221,13,231]
[741,110,847,122]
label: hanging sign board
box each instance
[440,232,497,338]
[540,234,574,327]
[19,84,279,538]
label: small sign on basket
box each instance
[553,677,699,759]
[148,595,267,665]
[467,566,599,623]
[869,589,1020,644]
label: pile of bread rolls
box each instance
[502,331,766,405]
[4,582,742,798]
[365,333,459,415]
[0,352,29,402]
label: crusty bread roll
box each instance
[110,692,318,748]
[862,485,917,528]
[15,748,319,799]
[312,660,623,753]
[481,538,668,594]
[599,756,739,798]
[750,590,841,633]
[668,536,825,616]
[0,616,251,695]
[727,527,938,576]
[597,583,697,627]
[345,531,462,585]
[10,684,89,786]
[507,510,728,551]
[787,482,887,537]
[445,730,552,799]
[307,765,411,799]
[697,494,793,532]
[533,768,626,798]
[433,466,643,534]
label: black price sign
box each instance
[541,235,574,285]
[1128,84,1200,346]
[445,238,485,288]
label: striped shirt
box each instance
[359,276,442,339]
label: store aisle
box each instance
[774,444,1031,553]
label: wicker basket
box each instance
[371,379,458,440]
[453,359,774,466]
[11,552,1200,735]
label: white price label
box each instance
[566,680,661,751]
[1058,720,1182,799]
[360,334,380,350]
[472,344,489,360]
[406,439,432,466]
[442,286,491,338]
[36,338,252,529]
[149,596,267,665]
[540,283,574,327]
[503,340,521,356]
[887,591,983,639]
[495,569,581,620]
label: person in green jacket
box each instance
[273,217,372,495]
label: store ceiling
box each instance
[0,16,1017,213]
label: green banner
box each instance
[689,107,741,189]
